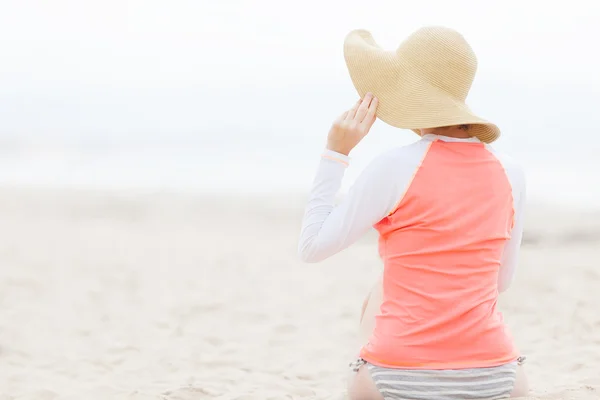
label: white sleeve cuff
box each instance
[321,149,351,167]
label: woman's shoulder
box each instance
[483,145,527,195]
[369,140,432,169]
[484,146,525,176]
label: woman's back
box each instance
[361,137,521,369]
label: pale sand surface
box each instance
[1,188,599,399]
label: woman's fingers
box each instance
[354,93,373,122]
[327,95,378,155]
[345,99,362,120]
[363,97,379,127]
[334,110,348,124]
[361,96,379,130]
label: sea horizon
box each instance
[0,135,597,209]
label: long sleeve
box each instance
[497,165,527,293]
[298,142,430,263]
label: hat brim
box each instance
[343,30,500,143]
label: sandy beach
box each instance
[1,187,599,399]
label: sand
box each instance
[1,188,599,399]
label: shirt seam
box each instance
[387,140,434,216]
[483,145,517,232]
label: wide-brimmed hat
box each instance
[343,26,500,143]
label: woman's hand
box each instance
[327,93,378,156]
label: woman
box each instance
[298,27,529,399]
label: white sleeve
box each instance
[298,142,428,263]
[495,156,527,293]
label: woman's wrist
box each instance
[326,141,351,156]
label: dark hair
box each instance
[458,124,470,131]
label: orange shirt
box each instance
[299,134,526,369]
[361,139,519,368]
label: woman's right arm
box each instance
[297,150,403,263]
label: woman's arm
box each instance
[298,94,383,262]
[298,150,404,263]
[497,161,527,292]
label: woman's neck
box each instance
[421,126,471,139]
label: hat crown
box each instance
[396,27,477,101]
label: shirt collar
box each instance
[421,134,481,143]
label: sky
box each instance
[0,0,599,151]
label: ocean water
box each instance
[1,81,599,208]
[0,132,598,209]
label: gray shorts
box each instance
[350,357,526,400]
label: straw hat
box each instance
[343,26,500,143]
